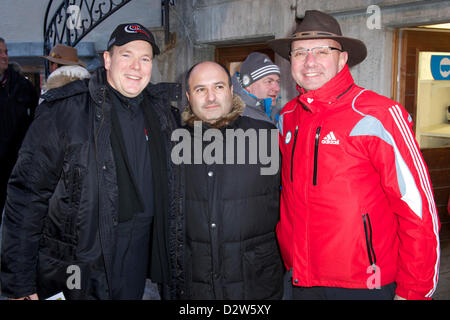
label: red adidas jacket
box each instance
[277,65,440,300]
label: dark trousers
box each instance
[292,283,396,300]
[111,214,154,299]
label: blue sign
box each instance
[430,55,450,80]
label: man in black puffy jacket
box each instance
[0,24,182,300]
[172,61,283,299]
[0,38,38,219]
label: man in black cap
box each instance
[231,52,281,124]
[1,23,182,300]
[269,10,439,300]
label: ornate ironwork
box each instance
[43,0,132,74]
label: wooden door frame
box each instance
[392,28,450,132]
[215,43,275,73]
[391,27,450,243]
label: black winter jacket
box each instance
[0,68,183,299]
[0,66,37,155]
[0,66,38,218]
[178,96,284,299]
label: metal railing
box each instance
[42,0,182,107]
[43,0,132,74]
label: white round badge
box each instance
[242,75,251,86]
[285,131,292,144]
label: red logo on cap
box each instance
[124,24,150,39]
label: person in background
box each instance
[42,44,87,74]
[231,52,281,124]
[41,44,90,96]
[268,10,440,300]
[0,37,38,221]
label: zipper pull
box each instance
[315,127,321,140]
[371,263,377,274]
[144,129,149,141]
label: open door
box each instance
[393,27,450,247]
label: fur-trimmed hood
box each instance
[181,94,245,129]
[44,65,91,91]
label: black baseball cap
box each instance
[107,23,160,55]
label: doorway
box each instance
[392,26,450,254]
[215,43,274,76]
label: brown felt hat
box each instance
[267,10,367,67]
[42,44,86,67]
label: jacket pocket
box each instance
[61,146,83,215]
[71,166,82,209]
[65,165,82,237]
[243,232,284,300]
[36,250,69,300]
[290,126,299,182]
[313,126,321,186]
[39,235,77,262]
[362,213,377,272]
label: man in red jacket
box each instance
[268,10,440,300]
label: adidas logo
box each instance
[321,131,340,145]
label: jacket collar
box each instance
[44,65,90,91]
[297,64,355,113]
[89,67,109,105]
[232,73,274,119]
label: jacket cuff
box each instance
[396,285,432,300]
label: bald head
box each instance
[185,61,231,93]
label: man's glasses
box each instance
[290,46,343,60]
